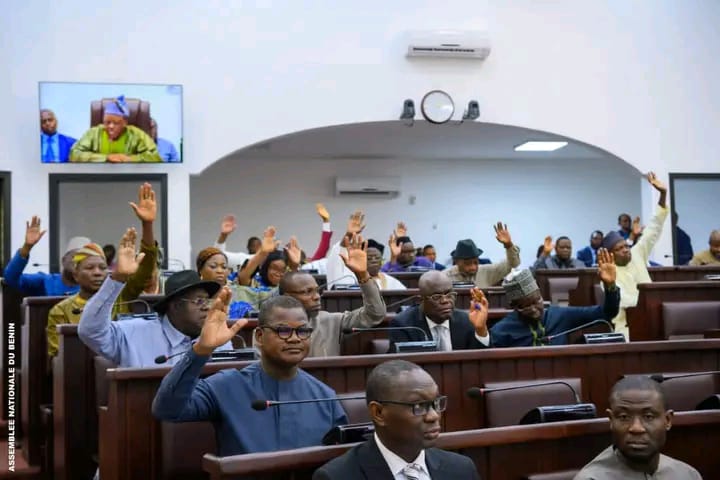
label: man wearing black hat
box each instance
[601,172,668,338]
[78,233,232,367]
[444,223,521,288]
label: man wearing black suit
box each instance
[313,360,480,479]
[389,270,489,352]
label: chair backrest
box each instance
[90,97,152,135]
[524,470,580,480]
[160,421,216,480]
[484,378,582,427]
[653,372,720,411]
[547,277,579,306]
[340,391,370,424]
[662,301,720,339]
[94,356,117,407]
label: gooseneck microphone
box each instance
[250,394,366,411]
[342,326,430,342]
[466,380,582,404]
[539,319,615,343]
[649,371,720,383]
[155,335,250,364]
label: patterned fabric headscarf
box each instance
[502,269,540,303]
[196,247,226,272]
[72,243,106,266]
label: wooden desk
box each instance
[100,340,720,480]
[321,288,507,313]
[648,265,720,282]
[202,411,720,480]
[627,281,720,341]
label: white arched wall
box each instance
[2,0,719,267]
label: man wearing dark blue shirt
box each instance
[152,291,348,455]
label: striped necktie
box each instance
[402,463,424,480]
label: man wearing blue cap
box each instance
[70,95,162,163]
[601,172,668,338]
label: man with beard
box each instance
[313,360,479,479]
[389,270,490,351]
[153,293,348,455]
[477,250,619,347]
[39,109,76,162]
[574,376,701,479]
[279,233,386,357]
[601,172,668,337]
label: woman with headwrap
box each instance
[195,246,255,319]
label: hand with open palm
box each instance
[596,248,617,287]
[468,287,489,336]
[129,183,157,223]
[111,228,147,282]
[193,287,247,355]
[340,233,369,279]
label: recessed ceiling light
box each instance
[514,141,568,152]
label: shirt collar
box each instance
[42,132,56,140]
[426,316,449,331]
[161,314,191,348]
[374,433,427,477]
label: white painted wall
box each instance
[2,0,720,268]
[190,156,641,268]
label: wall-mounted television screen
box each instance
[38,82,183,163]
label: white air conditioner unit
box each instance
[335,176,401,197]
[407,30,491,60]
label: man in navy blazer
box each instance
[576,230,604,267]
[40,109,76,163]
[313,360,480,480]
[389,270,489,352]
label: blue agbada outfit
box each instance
[152,350,348,456]
[490,287,621,347]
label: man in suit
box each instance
[389,270,489,351]
[313,360,480,479]
[40,109,76,162]
[577,230,604,267]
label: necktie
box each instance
[434,325,448,351]
[402,463,424,480]
[44,136,56,162]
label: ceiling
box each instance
[226,121,614,162]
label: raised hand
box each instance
[340,233,369,277]
[468,288,489,336]
[260,226,280,254]
[631,216,644,238]
[316,203,330,222]
[596,248,617,286]
[284,236,302,268]
[541,235,554,256]
[346,210,366,235]
[193,287,247,356]
[111,227,146,282]
[394,221,408,238]
[494,222,513,248]
[646,171,667,192]
[24,216,47,249]
[220,215,237,235]
[388,233,401,259]
[129,182,157,223]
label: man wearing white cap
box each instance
[2,215,88,296]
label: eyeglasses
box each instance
[376,396,447,416]
[284,287,320,297]
[179,298,212,308]
[424,292,457,303]
[260,325,314,340]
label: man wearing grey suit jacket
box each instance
[313,360,480,479]
[279,234,386,357]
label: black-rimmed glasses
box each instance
[260,325,314,340]
[376,396,447,416]
[424,292,457,303]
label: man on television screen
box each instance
[150,118,180,162]
[40,109,77,163]
[70,95,162,163]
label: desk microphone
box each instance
[250,394,366,411]
[467,380,582,404]
[154,334,250,364]
[343,326,430,342]
[317,274,360,292]
[539,319,616,343]
[72,297,153,315]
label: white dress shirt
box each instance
[374,433,431,480]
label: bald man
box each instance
[389,271,489,352]
[689,230,720,266]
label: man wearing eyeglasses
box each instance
[153,292,348,456]
[279,233,387,357]
[389,270,490,352]
[313,360,479,479]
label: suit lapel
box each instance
[358,438,396,480]
[412,307,433,342]
[448,311,468,349]
[425,448,444,478]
